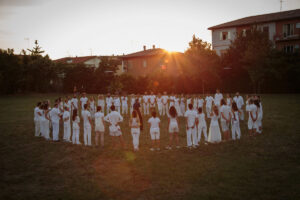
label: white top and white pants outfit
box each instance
[214,93,223,108]
[72,116,81,144]
[197,113,207,142]
[231,111,241,140]
[63,110,71,142]
[131,118,140,150]
[97,99,105,113]
[50,107,61,141]
[247,104,258,130]
[82,109,92,146]
[180,98,185,116]
[104,111,123,137]
[156,97,163,116]
[220,105,231,132]
[205,96,214,117]
[143,95,150,115]
[121,96,128,115]
[34,107,41,137]
[234,96,244,120]
[161,96,169,116]
[148,117,160,140]
[184,109,198,147]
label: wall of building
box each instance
[211,27,236,56]
[84,58,101,68]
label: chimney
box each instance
[153,45,155,49]
[143,45,146,51]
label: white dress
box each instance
[208,113,222,143]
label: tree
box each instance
[27,40,45,56]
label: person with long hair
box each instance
[166,106,180,149]
[72,109,81,145]
[220,98,231,141]
[231,102,241,140]
[95,106,105,147]
[247,99,257,136]
[129,110,141,151]
[82,103,93,146]
[50,103,61,141]
[208,105,222,143]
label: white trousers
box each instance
[52,122,59,141]
[122,104,128,114]
[239,109,244,120]
[206,106,212,117]
[180,104,185,116]
[43,120,50,140]
[34,119,41,137]
[232,122,241,140]
[72,128,80,144]
[157,103,162,116]
[186,127,198,147]
[131,129,140,150]
[84,125,92,146]
[162,104,168,116]
[197,125,207,142]
[143,103,149,115]
[116,106,120,113]
[64,123,71,141]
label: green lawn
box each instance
[0,94,299,200]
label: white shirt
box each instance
[149,95,156,105]
[106,97,113,106]
[114,97,121,106]
[162,95,169,105]
[220,105,231,122]
[156,97,163,105]
[104,111,123,126]
[63,111,70,125]
[198,98,204,108]
[73,116,80,129]
[184,109,197,128]
[34,107,40,120]
[148,117,160,129]
[143,95,149,104]
[249,104,257,120]
[94,112,104,127]
[80,97,88,109]
[205,96,214,107]
[232,111,239,124]
[71,98,78,109]
[187,98,192,106]
[197,113,206,126]
[50,107,60,123]
[214,93,223,106]
[98,99,105,107]
[81,110,91,126]
[236,96,244,109]
[121,96,128,105]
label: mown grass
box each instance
[0,94,299,200]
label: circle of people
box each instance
[34,89,263,151]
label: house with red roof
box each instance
[208,9,300,55]
[54,56,101,68]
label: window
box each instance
[263,26,269,34]
[242,29,247,37]
[283,24,294,37]
[143,60,147,68]
[283,45,294,53]
[220,31,231,40]
[296,23,300,28]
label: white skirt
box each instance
[208,125,222,143]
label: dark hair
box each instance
[97,106,101,112]
[198,107,203,113]
[37,102,41,107]
[188,103,193,110]
[254,100,260,108]
[132,110,137,118]
[169,106,177,118]
[110,105,115,111]
[213,106,219,116]
[84,104,88,110]
[232,102,238,111]
[249,99,254,104]
[220,99,226,106]
[151,111,156,118]
[72,109,78,121]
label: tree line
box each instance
[0,30,299,95]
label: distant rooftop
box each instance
[208,8,300,30]
[122,47,182,59]
[54,56,98,64]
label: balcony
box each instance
[274,33,300,42]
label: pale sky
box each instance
[0,0,299,59]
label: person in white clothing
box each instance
[148,111,161,151]
[40,103,50,140]
[63,106,71,142]
[234,92,245,120]
[208,106,222,143]
[180,94,185,115]
[184,104,198,148]
[50,103,61,141]
[214,89,223,108]
[106,93,113,114]
[254,99,262,135]
[121,95,128,115]
[129,110,141,151]
[196,107,208,143]
[97,94,105,114]
[81,104,92,146]
[113,96,121,113]
[156,93,163,116]
[95,106,105,147]
[231,102,241,140]
[89,96,96,119]
[149,92,156,112]
[166,106,180,149]
[143,92,150,115]
[104,105,124,149]
[72,109,81,145]
[226,94,233,107]
[197,96,204,109]
[193,96,198,111]
[174,95,182,116]
[161,92,169,116]
[205,95,214,117]
[220,99,232,141]
[34,102,42,137]
[256,96,263,134]
[80,92,88,110]
[130,94,136,114]
[71,94,78,111]
[247,99,258,136]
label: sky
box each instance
[0,0,299,59]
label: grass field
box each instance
[0,94,300,200]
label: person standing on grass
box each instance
[197,95,204,110]
[256,96,263,134]
[63,106,71,142]
[34,102,42,137]
[113,95,121,113]
[71,94,78,112]
[133,98,143,131]
[89,96,96,119]
[104,105,124,149]
[247,99,257,136]
[50,103,61,141]
[174,95,182,116]
[97,94,105,114]
[254,100,262,135]
[184,104,198,148]
[231,102,241,140]
[95,106,105,147]
[166,106,180,150]
[149,92,156,113]
[234,92,245,121]
[143,92,150,115]
[214,89,223,108]
[121,95,128,115]
[72,109,81,145]
[82,104,92,146]
[226,94,233,107]
[208,105,222,143]
[129,110,141,151]
[180,94,186,116]
[196,107,208,143]
[80,92,88,111]
[148,111,161,151]
[106,93,113,114]
[220,99,231,141]
[43,102,51,140]
[205,94,214,117]
[161,92,169,116]
[156,93,163,116]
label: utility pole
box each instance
[280,0,284,11]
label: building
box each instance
[208,9,300,56]
[122,45,185,77]
[54,56,101,68]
